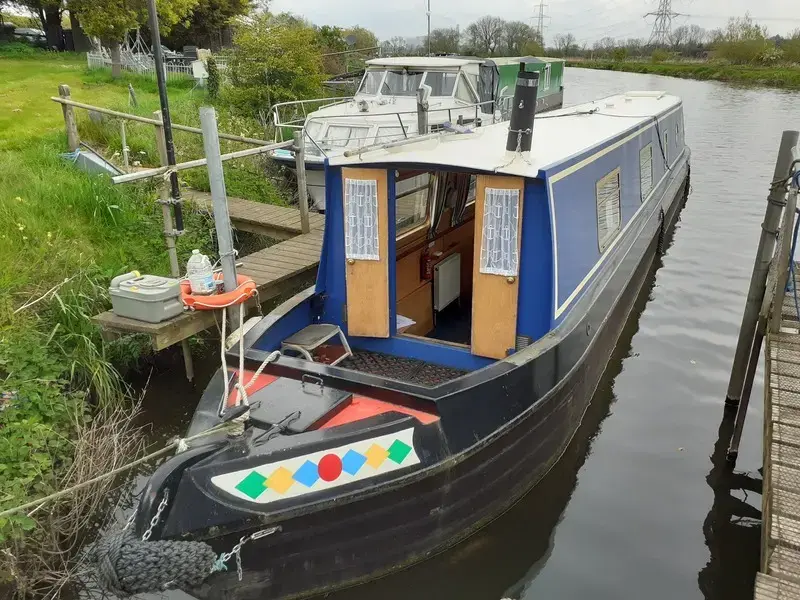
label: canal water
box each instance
[138,68,800,600]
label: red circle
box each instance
[317,454,343,482]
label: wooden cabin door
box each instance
[342,167,390,337]
[471,175,525,359]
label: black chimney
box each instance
[505,70,539,154]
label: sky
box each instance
[268,0,798,46]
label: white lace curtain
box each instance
[480,187,520,276]
[344,179,380,260]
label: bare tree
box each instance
[465,15,505,56]
[553,32,577,57]
[428,27,460,54]
[381,36,409,56]
[502,20,541,55]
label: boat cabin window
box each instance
[455,75,478,104]
[382,69,425,96]
[324,125,370,150]
[596,168,622,252]
[359,69,384,95]
[424,71,457,96]
[396,171,432,236]
[640,144,653,201]
[376,126,408,144]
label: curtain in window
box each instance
[640,145,653,201]
[480,187,520,276]
[450,173,472,227]
[344,179,379,260]
[596,170,621,252]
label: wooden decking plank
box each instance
[775,405,800,429]
[774,423,800,448]
[774,487,800,520]
[756,573,800,599]
[772,444,800,472]
[771,515,800,550]
[238,259,292,277]
[246,245,318,266]
[772,374,800,395]
[773,387,800,410]
[773,359,800,381]
[769,547,800,584]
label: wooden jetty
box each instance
[185,190,324,239]
[724,131,800,600]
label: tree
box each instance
[15,0,64,49]
[381,36,409,56]
[226,12,324,117]
[552,32,577,57]
[162,0,253,51]
[501,20,541,56]
[464,15,504,56]
[427,27,459,55]
[713,13,770,64]
[343,25,378,50]
[70,0,198,77]
[316,25,348,74]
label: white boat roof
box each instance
[330,92,682,179]
[365,56,483,69]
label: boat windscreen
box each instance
[382,70,425,96]
[359,69,384,95]
[424,72,457,96]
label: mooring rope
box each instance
[0,418,240,520]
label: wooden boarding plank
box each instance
[239,259,293,277]
[774,488,800,520]
[772,374,800,395]
[772,444,800,472]
[771,515,800,550]
[246,252,311,270]
[773,333,800,350]
[775,423,800,448]
[773,387,800,410]
[773,464,800,494]
[773,359,800,382]
[769,547,800,584]
[756,573,800,600]
[776,405,800,429]
[773,346,800,366]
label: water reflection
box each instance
[698,412,761,600]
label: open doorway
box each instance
[394,169,477,347]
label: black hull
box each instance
[184,159,689,600]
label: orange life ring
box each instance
[181,273,257,310]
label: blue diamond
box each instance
[292,460,319,487]
[341,449,367,475]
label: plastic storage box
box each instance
[109,272,183,323]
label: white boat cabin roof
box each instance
[365,56,483,69]
[329,92,682,179]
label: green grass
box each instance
[566,59,800,89]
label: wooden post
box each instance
[58,84,79,151]
[154,110,194,382]
[120,121,129,169]
[725,130,800,409]
[293,131,311,234]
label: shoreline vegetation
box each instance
[566,59,800,90]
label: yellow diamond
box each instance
[266,466,294,494]
[365,444,389,468]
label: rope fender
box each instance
[89,531,217,597]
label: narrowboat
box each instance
[133,74,690,599]
[268,56,565,209]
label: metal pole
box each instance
[725,130,800,409]
[200,106,241,331]
[293,131,311,234]
[427,0,431,56]
[146,0,184,234]
[153,111,192,381]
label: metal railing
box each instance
[86,51,229,81]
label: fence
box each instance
[86,51,229,81]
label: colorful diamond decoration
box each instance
[341,449,367,475]
[292,460,319,487]
[266,466,294,493]
[365,443,389,468]
[387,439,412,464]
[235,471,267,499]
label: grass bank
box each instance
[0,48,288,595]
[566,59,800,90]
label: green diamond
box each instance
[235,471,267,499]
[387,439,412,464]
